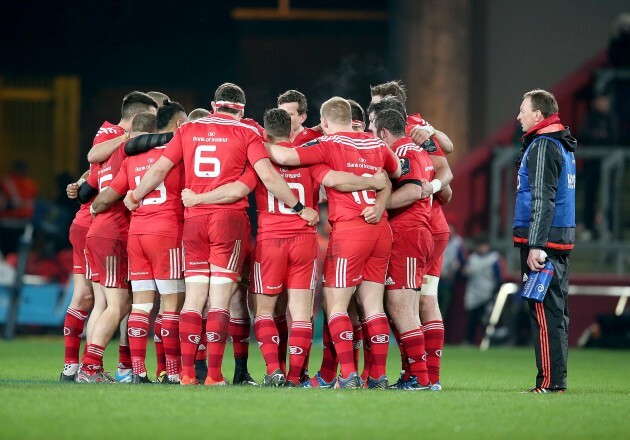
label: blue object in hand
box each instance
[521,251,555,303]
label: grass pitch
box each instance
[0,337,629,439]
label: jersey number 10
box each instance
[268,182,306,214]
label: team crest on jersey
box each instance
[423,138,438,153]
[399,158,411,176]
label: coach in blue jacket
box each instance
[514,89,576,393]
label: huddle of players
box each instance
[60,80,453,390]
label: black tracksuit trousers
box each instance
[520,249,570,390]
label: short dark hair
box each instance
[188,108,210,121]
[214,82,246,115]
[347,99,365,123]
[370,80,407,104]
[263,108,291,140]
[375,109,406,137]
[367,95,407,119]
[523,89,558,118]
[121,91,158,120]
[277,90,307,115]
[146,91,170,106]
[131,111,157,133]
[156,100,186,131]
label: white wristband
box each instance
[89,204,97,216]
[420,125,436,137]
[430,179,442,194]
[76,178,86,186]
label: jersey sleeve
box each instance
[86,169,98,189]
[382,145,400,174]
[309,164,333,184]
[238,165,258,191]
[397,153,425,186]
[162,129,184,165]
[108,158,129,195]
[295,140,327,165]
[246,133,269,166]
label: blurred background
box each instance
[1,0,629,348]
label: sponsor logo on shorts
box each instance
[289,346,303,355]
[128,327,148,337]
[370,334,389,344]
[352,276,363,282]
[130,271,149,276]
[189,261,207,266]
[267,284,283,290]
[385,277,395,286]
[206,332,221,342]
[340,331,353,341]
[271,336,280,345]
[188,334,201,344]
[63,327,70,336]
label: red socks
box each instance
[328,312,355,379]
[63,308,88,364]
[423,320,444,384]
[319,319,339,382]
[128,311,150,375]
[286,321,313,384]
[400,328,429,385]
[81,344,104,373]
[161,311,181,377]
[206,308,230,381]
[118,343,132,370]
[352,323,363,373]
[230,317,251,362]
[254,315,281,374]
[195,318,207,362]
[363,313,390,379]
[153,314,166,375]
[179,309,202,379]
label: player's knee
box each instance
[131,303,153,314]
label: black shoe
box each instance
[285,380,298,388]
[526,387,565,394]
[233,370,258,386]
[60,372,77,382]
[131,374,153,384]
[194,360,208,383]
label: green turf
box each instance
[0,338,629,439]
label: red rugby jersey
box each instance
[296,131,398,223]
[162,113,266,218]
[405,114,450,234]
[254,142,318,240]
[387,138,434,234]
[73,121,124,228]
[110,145,184,238]
[86,144,130,241]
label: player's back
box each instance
[254,142,318,240]
[388,140,434,233]
[86,145,130,240]
[122,145,184,237]
[165,113,266,217]
[317,131,394,223]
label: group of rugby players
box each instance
[60,80,454,390]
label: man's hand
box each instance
[420,179,433,199]
[181,189,199,208]
[372,170,388,191]
[527,249,546,271]
[299,207,319,226]
[66,182,80,200]
[123,190,140,212]
[361,205,384,224]
[409,124,435,145]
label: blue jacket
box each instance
[513,127,576,254]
